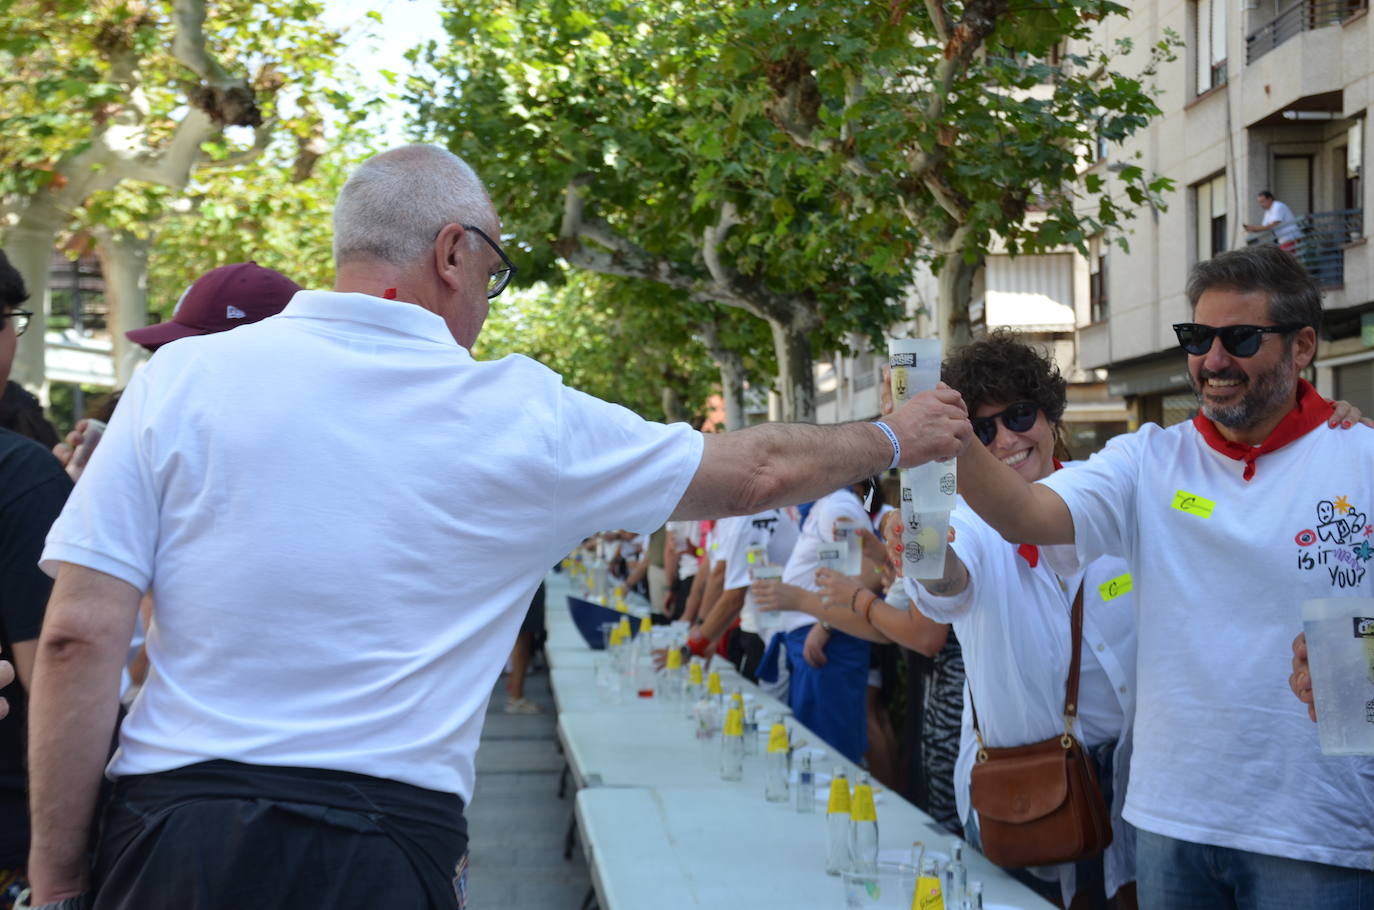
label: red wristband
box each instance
[686,630,712,658]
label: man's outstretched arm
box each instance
[673,386,970,521]
[27,563,141,904]
[957,438,1075,546]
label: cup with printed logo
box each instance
[751,563,784,639]
[833,517,865,576]
[1300,598,1374,755]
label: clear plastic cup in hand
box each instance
[833,517,864,576]
[1301,598,1374,754]
[887,338,942,406]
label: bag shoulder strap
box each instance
[971,580,1085,756]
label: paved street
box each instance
[468,659,591,909]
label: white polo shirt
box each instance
[717,508,801,634]
[907,487,1137,901]
[780,488,871,633]
[42,291,703,803]
[1040,419,1374,870]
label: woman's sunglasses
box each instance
[972,401,1038,446]
[1172,322,1307,358]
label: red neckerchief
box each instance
[1191,378,1334,482]
[1017,459,1064,568]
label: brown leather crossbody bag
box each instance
[967,582,1113,868]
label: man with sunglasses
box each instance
[957,245,1374,908]
[0,251,74,910]
[24,145,972,910]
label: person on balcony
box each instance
[1244,190,1301,251]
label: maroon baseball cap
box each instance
[126,262,301,351]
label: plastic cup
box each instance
[1301,598,1374,755]
[841,862,919,909]
[833,517,864,576]
[898,503,951,581]
[887,338,942,405]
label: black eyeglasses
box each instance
[1,308,32,337]
[972,401,1039,446]
[1172,322,1307,358]
[463,225,516,299]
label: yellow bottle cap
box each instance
[723,706,744,737]
[827,776,851,815]
[730,691,744,710]
[617,617,632,638]
[666,647,683,670]
[640,615,653,634]
[707,671,723,695]
[688,661,704,685]
[851,783,877,823]
[615,600,629,613]
[766,723,789,754]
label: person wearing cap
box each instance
[25,144,972,910]
[124,261,302,351]
[52,263,300,483]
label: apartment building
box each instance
[1080,0,1371,425]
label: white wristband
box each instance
[872,420,900,471]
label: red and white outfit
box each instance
[1039,381,1374,871]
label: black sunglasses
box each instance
[463,225,516,299]
[972,401,1039,446]
[1,308,32,337]
[1172,322,1307,358]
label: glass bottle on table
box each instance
[825,769,851,875]
[848,771,878,875]
[720,705,745,781]
[763,720,789,802]
[944,839,967,907]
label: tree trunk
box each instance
[95,229,152,387]
[769,317,815,423]
[936,252,983,350]
[3,196,65,396]
[660,384,687,425]
[714,348,747,431]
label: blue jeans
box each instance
[1136,828,1374,909]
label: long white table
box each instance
[542,571,1055,909]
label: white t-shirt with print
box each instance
[907,485,1137,901]
[717,509,801,634]
[666,520,701,580]
[41,290,704,804]
[779,489,872,633]
[1040,420,1374,870]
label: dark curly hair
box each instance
[940,329,1067,425]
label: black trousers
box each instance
[92,760,468,910]
[727,629,767,682]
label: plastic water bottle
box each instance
[848,771,878,874]
[825,770,851,875]
[944,839,967,907]
[764,721,789,802]
[795,753,815,813]
[719,705,744,781]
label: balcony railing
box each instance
[1246,0,1368,64]
[1247,208,1364,287]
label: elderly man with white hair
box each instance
[24,145,973,910]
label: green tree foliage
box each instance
[0,0,354,387]
[410,0,918,421]
[732,0,1178,342]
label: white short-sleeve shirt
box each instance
[1039,420,1374,870]
[42,291,704,803]
[907,485,1137,900]
[779,488,871,633]
[716,509,801,633]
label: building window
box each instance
[1089,251,1109,324]
[1194,173,1228,262]
[1194,0,1227,95]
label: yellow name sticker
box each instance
[1098,573,1133,602]
[1172,490,1216,519]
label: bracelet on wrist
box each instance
[872,420,901,471]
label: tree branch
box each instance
[923,0,953,42]
[172,0,262,127]
[196,119,279,172]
